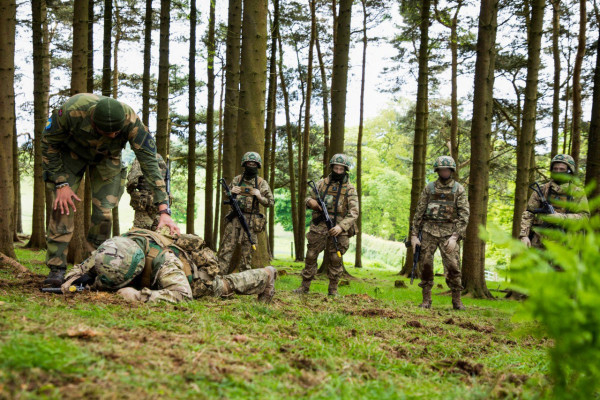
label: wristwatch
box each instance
[157,208,171,216]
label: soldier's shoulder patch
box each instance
[141,133,157,152]
[45,117,52,130]
[58,109,63,117]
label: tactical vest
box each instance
[546,185,573,214]
[233,175,264,213]
[423,181,459,223]
[320,179,349,215]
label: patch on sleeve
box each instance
[45,117,52,130]
[58,109,63,117]
[141,133,157,153]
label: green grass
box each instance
[0,247,551,399]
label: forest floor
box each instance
[0,245,550,399]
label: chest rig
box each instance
[423,181,459,223]
[234,175,263,213]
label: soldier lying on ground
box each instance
[59,228,277,304]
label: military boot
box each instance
[452,290,466,310]
[258,266,277,303]
[419,285,432,309]
[43,269,65,287]
[328,279,339,297]
[293,279,311,294]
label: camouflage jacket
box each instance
[306,175,359,235]
[127,154,170,212]
[230,174,274,214]
[519,180,589,238]
[411,179,469,239]
[42,93,168,205]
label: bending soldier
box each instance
[410,156,469,310]
[519,154,589,249]
[60,228,277,303]
[42,93,179,286]
[218,152,274,272]
[294,154,359,297]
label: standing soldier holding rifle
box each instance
[218,152,274,272]
[519,154,589,249]
[294,154,358,297]
[410,156,469,310]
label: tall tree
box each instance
[27,0,49,249]
[204,0,216,244]
[461,0,497,299]
[570,0,586,168]
[550,0,560,158]
[237,0,269,266]
[87,0,94,92]
[187,0,197,235]
[0,0,16,257]
[511,0,546,239]
[329,0,353,155]
[156,0,170,158]
[315,34,330,176]
[142,0,152,126]
[586,25,600,205]
[102,0,112,96]
[68,0,89,264]
[401,0,431,276]
[12,104,21,239]
[213,67,225,245]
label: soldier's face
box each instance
[438,168,452,179]
[332,165,345,174]
[246,161,258,168]
[552,163,569,174]
[92,122,120,138]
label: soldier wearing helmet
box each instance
[217,152,274,272]
[519,154,589,249]
[410,156,470,310]
[60,228,278,303]
[294,154,359,297]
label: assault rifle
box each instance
[528,182,555,215]
[308,180,342,258]
[219,178,256,251]
[410,230,423,285]
[40,274,93,294]
[165,154,171,197]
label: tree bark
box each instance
[27,0,49,249]
[461,0,497,299]
[112,1,121,99]
[570,0,586,169]
[187,0,197,235]
[203,0,215,243]
[214,68,225,246]
[329,0,352,156]
[401,0,430,276]
[315,33,330,176]
[550,0,560,159]
[511,0,545,239]
[12,103,21,239]
[237,0,269,267]
[156,0,170,159]
[102,0,111,96]
[142,0,152,127]
[586,27,600,207]
[87,0,94,93]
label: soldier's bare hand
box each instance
[231,186,242,194]
[157,214,181,236]
[329,225,343,237]
[444,236,458,252]
[54,185,81,215]
[410,235,421,253]
[250,188,261,198]
[520,236,531,247]
[60,275,81,294]
[307,199,322,211]
[117,287,142,302]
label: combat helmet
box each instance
[550,154,576,174]
[329,154,351,170]
[433,156,456,171]
[241,152,262,168]
[93,236,145,290]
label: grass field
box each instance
[0,244,550,399]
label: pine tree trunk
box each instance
[315,34,330,176]
[570,0,586,169]
[329,0,352,156]
[511,0,545,239]
[142,0,152,127]
[449,6,460,174]
[293,39,306,259]
[214,69,225,246]
[461,0,497,299]
[237,0,268,267]
[87,0,94,93]
[550,0,560,159]
[586,28,600,208]
[102,0,111,96]
[268,111,276,255]
[27,0,49,249]
[203,0,215,244]
[187,0,197,235]
[12,103,21,240]
[401,0,430,276]
[156,0,170,159]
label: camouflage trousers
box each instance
[301,230,350,282]
[132,209,160,231]
[218,217,258,273]
[418,231,463,291]
[139,251,193,303]
[46,165,127,271]
[190,268,270,298]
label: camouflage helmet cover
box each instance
[329,153,351,169]
[550,154,576,173]
[241,152,262,168]
[433,156,457,171]
[93,236,145,290]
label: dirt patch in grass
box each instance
[433,359,484,376]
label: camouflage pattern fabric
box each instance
[433,156,456,171]
[45,164,127,271]
[192,268,271,298]
[519,180,589,248]
[229,174,274,214]
[301,231,350,282]
[417,231,463,291]
[305,175,359,236]
[329,153,352,169]
[550,154,576,173]
[92,237,145,290]
[241,151,262,167]
[127,154,169,230]
[411,179,469,239]
[218,218,258,273]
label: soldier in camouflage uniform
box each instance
[294,154,359,297]
[410,156,469,310]
[127,153,169,231]
[42,93,179,286]
[218,152,274,272]
[61,228,277,303]
[519,154,589,249]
